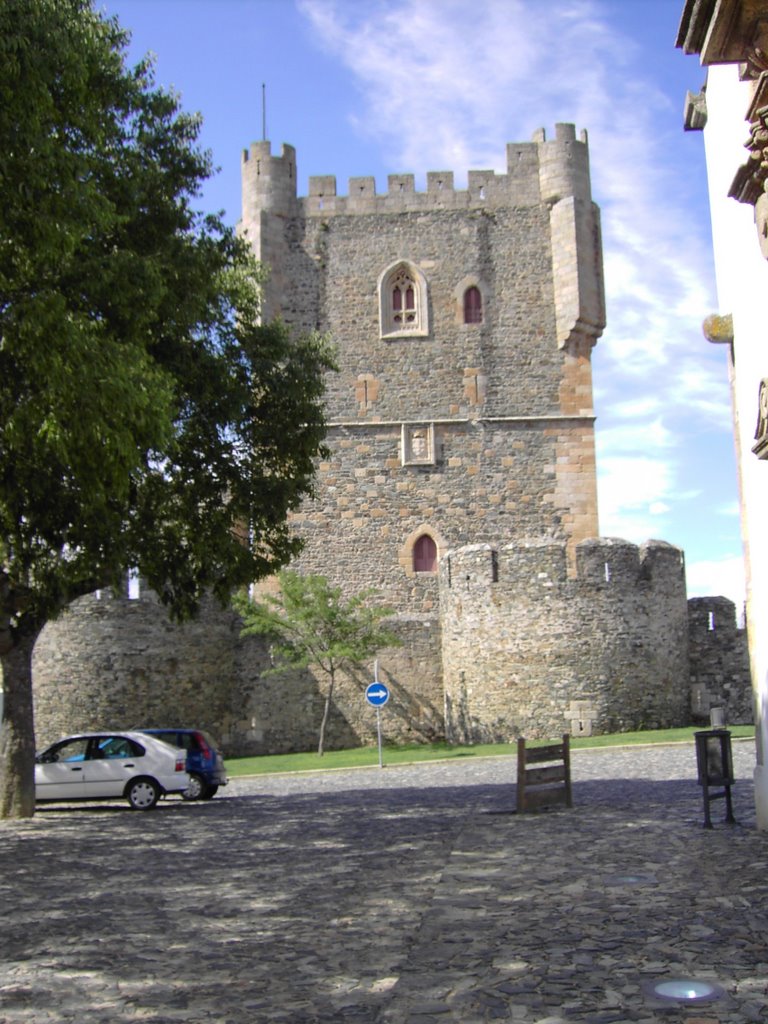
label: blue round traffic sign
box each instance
[366,682,390,707]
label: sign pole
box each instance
[374,659,383,769]
[366,661,389,769]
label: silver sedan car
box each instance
[35,731,190,810]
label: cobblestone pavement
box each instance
[1,741,767,1024]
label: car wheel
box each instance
[200,784,218,800]
[126,778,160,810]
[181,773,204,801]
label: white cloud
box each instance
[299,0,620,173]
[603,395,664,420]
[597,454,677,538]
[596,418,674,454]
[686,554,746,609]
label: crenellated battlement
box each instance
[576,537,685,585]
[240,125,593,219]
[443,536,685,594]
[305,165,518,214]
[240,140,297,223]
[302,124,592,215]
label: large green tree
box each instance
[236,572,400,756]
[0,0,334,817]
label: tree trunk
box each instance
[317,671,335,757]
[0,632,39,819]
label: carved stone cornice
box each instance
[729,158,764,204]
[752,378,768,459]
[743,18,768,77]
[728,70,768,257]
[678,1,768,255]
[728,71,768,203]
[684,89,708,130]
[677,0,768,78]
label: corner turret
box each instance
[535,122,592,205]
[240,141,297,222]
[533,124,606,352]
[239,141,298,322]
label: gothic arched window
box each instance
[392,272,416,326]
[379,261,429,338]
[463,285,483,324]
[413,534,438,573]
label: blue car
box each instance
[139,729,227,801]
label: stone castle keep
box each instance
[30,126,753,751]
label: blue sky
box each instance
[101,0,745,608]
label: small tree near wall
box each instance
[235,572,400,755]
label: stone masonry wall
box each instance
[33,587,242,750]
[287,419,591,612]
[688,596,753,725]
[227,615,444,755]
[32,584,445,757]
[30,558,754,756]
[290,206,562,420]
[439,538,691,743]
[239,127,605,577]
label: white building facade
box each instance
[678,1,768,827]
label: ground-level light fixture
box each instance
[643,977,725,1004]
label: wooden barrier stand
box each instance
[516,734,572,813]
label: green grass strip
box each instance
[226,725,755,777]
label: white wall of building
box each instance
[703,64,768,826]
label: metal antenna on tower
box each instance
[262,83,266,141]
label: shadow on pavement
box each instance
[0,767,763,1023]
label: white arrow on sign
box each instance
[366,683,390,706]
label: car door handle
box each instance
[123,763,135,768]
[70,767,83,772]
